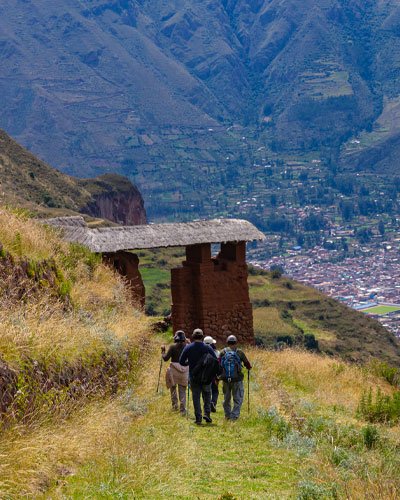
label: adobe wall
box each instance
[103,251,145,309]
[171,242,254,344]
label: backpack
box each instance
[191,352,221,385]
[220,350,242,382]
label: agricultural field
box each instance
[361,305,400,316]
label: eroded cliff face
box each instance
[79,174,147,225]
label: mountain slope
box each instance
[0,129,146,224]
[2,0,400,190]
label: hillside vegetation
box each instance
[3,340,400,498]
[139,250,400,367]
[0,129,146,224]
[1,209,400,498]
[0,207,150,428]
[2,0,400,203]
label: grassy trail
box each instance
[49,339,301,499]
[3,335,399,498]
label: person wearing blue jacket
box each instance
[179,328,217,425]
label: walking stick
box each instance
[186,384,190,419]
[156,354,163,394]
[247,370,250,414]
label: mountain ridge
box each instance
[0,129,146,225]
[2,0,400,177]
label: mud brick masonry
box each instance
[172,242,253,343]
[45,217,265,344]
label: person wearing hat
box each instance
[220,333,252,421]
[162,330,189,415]
[204,336,220,412]
[179,329,217,425]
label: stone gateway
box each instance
[45,217,265,344]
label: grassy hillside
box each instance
[0,129,145,222]
[2,340,400,498]
[0,207,150,428]
[138,251,400,367]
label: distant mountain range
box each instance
[1,1,400,215]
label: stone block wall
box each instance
[103,251,145,309]
[171,242,254,344]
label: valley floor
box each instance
[1,336,400,499]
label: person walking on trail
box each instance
[204,336,220,413]
[179,329,218,425]
[162,330,189,416]
[220,334,252,421]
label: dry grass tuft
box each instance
[0,208,66,261]
[252,348,394,414]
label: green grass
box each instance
[35,345,400,499]
[361,305,400,315]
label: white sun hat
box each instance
[204,336,217,345]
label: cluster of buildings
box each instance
[252,244,400,336]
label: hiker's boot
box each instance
[203,414,212,423]
[195,419,202,425]
[210,402,217,413]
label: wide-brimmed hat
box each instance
[204,336,217,345]
[192,328,204,340]
[174,330,186,342]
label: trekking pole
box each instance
[187,384,190,419]
[156,354,163,394]
[247,369,250,414]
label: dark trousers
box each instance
[211,380,219,406]
[190,381,212,421]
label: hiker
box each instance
[220,334,252,421]
[204,335,220,412]
[179,329,219,425]
[162,330,189,415]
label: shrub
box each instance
[258,407,292,439]
[297,480,338,499]
[357,388,400,423]
[271,268,282,279]
[329,446,351,468]
[273,430,316,457]
[362,424,380,449]
[276,335,294,347]
[368,360,400,387]
[304,334,319,351]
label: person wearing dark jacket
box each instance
[204,335,220,412]
[179,328,217,425]
[220,333,252,421]
[162,330,189,415]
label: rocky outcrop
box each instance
[79,174,147,226]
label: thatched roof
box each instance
[45,216,87,228]
[45,217,265,252]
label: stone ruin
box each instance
[171,242,253,344]
[45,218,265,344]
[102,251,145,309]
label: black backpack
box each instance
[191,352,221,385]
